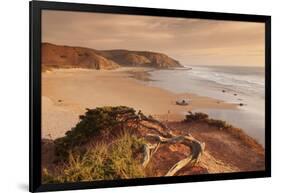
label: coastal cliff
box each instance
[42,43,182,71]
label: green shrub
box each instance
[54,106,137,160]
[184,111,209,122]
[206,119,232,129]
[184,111,233,129]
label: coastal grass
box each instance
[43,130,146,183]
[43,106,146,183]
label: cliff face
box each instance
[99,50,181,68]
[42,43,119,71]
[42,43,182,70]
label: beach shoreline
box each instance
[41,67,265,178]
[42,67,237,139]
[144,66,265,146]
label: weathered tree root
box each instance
[110,110,205,176]
[138,112,205,176]
[142,133,205,176]
[164,134,205,176]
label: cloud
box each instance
[42,10,265,66]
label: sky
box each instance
[42,10,265,67]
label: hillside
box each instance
[42,43,119,71]
[42,43,182,71]
[42,107,264,183]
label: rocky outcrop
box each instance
[42,43,182,70]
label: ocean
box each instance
[145,65,265,145]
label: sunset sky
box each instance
[42,10,265,67]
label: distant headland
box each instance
[42,43,182,71]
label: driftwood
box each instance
[138,113,205,176]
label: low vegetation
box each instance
[43,106,146,183]
[54,106,137,160]
[184,111,209,122]
[42,107,264,183]
[43,131,146,183]
[184,111,233,129]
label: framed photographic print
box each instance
[30,1,271,192]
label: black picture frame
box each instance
[29,1,271,192]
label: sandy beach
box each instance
[42,68,237,139]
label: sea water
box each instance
[145,65,265,145]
